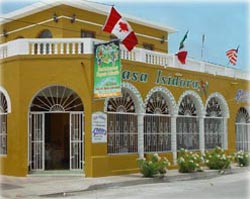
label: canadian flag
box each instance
[103,7,138,51]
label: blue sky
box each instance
[0,0,249,71]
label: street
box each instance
[66,172,249,199]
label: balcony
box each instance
[0,38,249,80]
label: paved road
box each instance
[65,172,249,199]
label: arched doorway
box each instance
[28,85,84,173]
[235,107,250,151]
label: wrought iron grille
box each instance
[206,97,222,117]
[236,107,250,151]
[177,95,199,150]
[30,86,83,112]
[0,91,8,155]
[205,97,224,149]
[177,117,199,150]
[178,95,197,116]
[144,91,171,152]
[144,114,171,152]
[205,118,223,149]
[0,114,7,155]
[0,91,8,113]
[107,113,138,154]
[107,88,138,154]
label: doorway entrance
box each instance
[45,113,69,170]
[28,85,84,173]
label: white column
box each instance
[223,118,228,150]
[171,115,177,165]
[199,116,205,154]
[138,113,144,159]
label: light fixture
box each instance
[53,13,58,23]
[160,36,165,44]
[3,29,8,38]
[70,14,76,23]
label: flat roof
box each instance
[0,0,176,33]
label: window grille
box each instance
[107,88,138,154]
[177,95,199,150]
[235,107,250,151]
[144,91,171,152]
[30,86,83,112]
[205,97,224,149]
[0,91,8,155]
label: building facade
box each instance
[0,1,249,177]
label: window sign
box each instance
[92,112,107,143]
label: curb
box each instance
[40,166,250,198]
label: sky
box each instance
[0,0,249,72]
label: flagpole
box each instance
[201,34,205,60]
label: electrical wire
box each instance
[0,1,146,45]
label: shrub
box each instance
[177,148,203,173]
[204,146,232,170]
[137,153,170,177]
[234,150,250,167]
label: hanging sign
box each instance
[93,40,121,99]
[92,112,107,143]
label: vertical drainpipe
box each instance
[171,115,177,165]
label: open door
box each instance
[70,112,84,171]
[29,113,45,171]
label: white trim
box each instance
[0,86,11,113]
[0,0,176,33]
[0,15,168,42]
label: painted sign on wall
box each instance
[94,40,121,99]
[92,112,107,143]
[235,89,250,103]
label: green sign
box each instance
[94,41,121,99]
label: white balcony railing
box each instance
[0,38,249,80]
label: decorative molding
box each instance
[177,90,205,117]
[205,92,229,118]
[104,82,144,113]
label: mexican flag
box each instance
[175,31,188,64]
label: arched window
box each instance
[37,29,53,54]
[204,97,224,149]
[107,88,138,154]
[144,91,171,152]
[0,91,9,155]
[235,107,250,151]
[38,29,53,38]
[177,95,199,150]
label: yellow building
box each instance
[0,1,249,177]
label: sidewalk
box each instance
[0,166,249,199]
